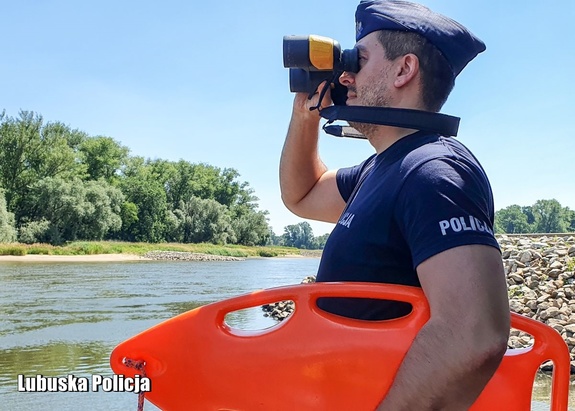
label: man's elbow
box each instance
[472,299,511,374]
[280,195,306,218]
[472,326,509,377]
[485,332,508,367]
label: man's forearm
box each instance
[279,108,327,209]
[376,318,507,411]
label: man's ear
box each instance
[394,53,420,88]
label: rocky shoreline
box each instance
[501,234,575,373]
[264,234,575,374]
[142,251,245,261]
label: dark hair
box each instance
[376,30,455,112]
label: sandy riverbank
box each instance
[0,254,146,262]
[0,250,322,263]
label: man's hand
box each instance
[292,83,333,118]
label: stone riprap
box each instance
[143,251,245,261]
[261,276,315,320]
[501,234,575,373]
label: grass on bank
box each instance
[0,241,315,258]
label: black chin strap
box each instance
[319,105,460,138]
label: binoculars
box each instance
[283,35,358,105]
[282,34,460,138]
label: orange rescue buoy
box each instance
[110,282,570,410]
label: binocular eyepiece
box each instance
[283,35,358,105]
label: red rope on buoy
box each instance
[122,358,147,411]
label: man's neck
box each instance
[364,97,428,153]
[367,126,419,154]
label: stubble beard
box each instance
[347,73,392,138]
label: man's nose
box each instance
[339,71,355,86]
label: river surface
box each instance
[0,257,572,410]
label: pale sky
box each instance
[2,1,574,236]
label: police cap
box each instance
[355,0,486,76]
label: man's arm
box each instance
[279,91,346,223]
[376,244,510,411]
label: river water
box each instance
[0,257,572,410]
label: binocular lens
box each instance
[283,36,314,70]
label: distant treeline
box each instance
[0,110,327,248]
[495,199,575,234]
[6,111,567,247]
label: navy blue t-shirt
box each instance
[316,131,500,320]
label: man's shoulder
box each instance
[407,135,471,158]
[400,135,481,175]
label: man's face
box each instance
[341,31,394,108]
[340,31,395,135]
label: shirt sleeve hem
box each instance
[412,236,501,269]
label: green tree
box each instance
[494,205,532,234]
[144,159,272,245]
[18,219,51,244]
[314,233,330,249]
[567,209,575,232]
[146,159,211,209]
[27,177,88,243]
[33,121,87,181]
[0,111,87,223]
[171,197,235,244]
[226,182,270,246]
[531,199,569,233]
[21,177,124,244]
[267,228,284,246]
[121,178,167,242]
[214,168,244,207]
[118,159,168,242]
[231,208,270,246]
[0,110,42,210]
[153,159,197,210]
[282,222,316,249]
[158,161,252,211]
[79,136,129,183]
[1,110,276,245]
[0,110,45,212]
[78,180,124,240]
[117,201,139,239]
[521,206,536,226]
[0,189,16,242]
[496,199,574,234]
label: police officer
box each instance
[279,1,510,409]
